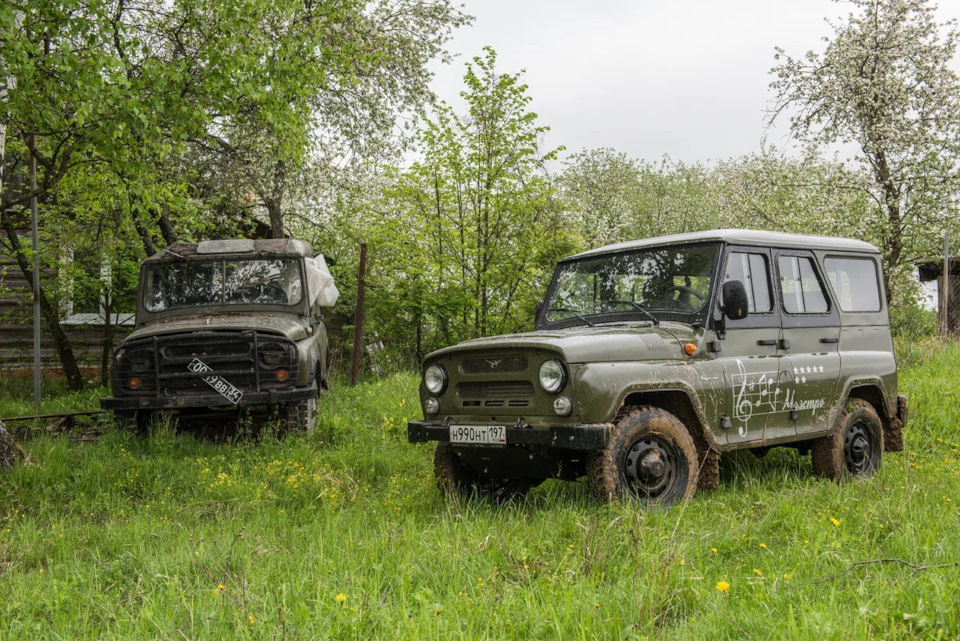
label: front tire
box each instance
[588,406,698,506]
[279,397,317,433]
[811,398,883,480]
[433,443,531,504]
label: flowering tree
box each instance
[770,0,960,294]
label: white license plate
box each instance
[187,357,244,404]
[449,425,506,445]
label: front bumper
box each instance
[101,385,317,411]
[407,420,611,451]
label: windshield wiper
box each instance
[607,300,660,325]
[547,307,594,327]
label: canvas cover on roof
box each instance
[306,254,338,307]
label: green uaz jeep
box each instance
[408,230,908,504]
[101,239,338,432]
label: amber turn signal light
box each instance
[275,370,290,382]
[683,343,697,356]
[128,377,142,390]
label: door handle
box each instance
[757,339,777,346]
[780,339,790,350]
[819,337,839,344]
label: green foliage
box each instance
[2,351,960,638]
[561,149,721,248]
[347,48,580,361]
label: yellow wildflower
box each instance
[716,581,730,593]
[336,593,346,604]
[830,517,840,526]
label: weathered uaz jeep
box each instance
[408,230,907,504]
[101,239,338,432]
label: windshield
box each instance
[143,259,304,312]
[542,243,720,326]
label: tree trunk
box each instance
[266,197,284,238]
[101,289,113,388]
[0,213,85,390]
[0,421,23,470]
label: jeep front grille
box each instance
[457,381,534,399]
[460,355,528,374]
[115,331,297,396]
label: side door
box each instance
[775,251,841,437]
[714,247,791,446]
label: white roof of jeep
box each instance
[569,229,880,260]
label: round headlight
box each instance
[260,343,286,367]
[424,397,440,415]
[424,364,448,394]
[539,359,567,394]
[553,395,572,416]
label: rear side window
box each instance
[778,255,829,314]
[824,257,882,312]
[725,252,772,313]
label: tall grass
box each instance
[1,345,959,639]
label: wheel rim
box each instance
[623,436,685,502]
[843,421,876,475]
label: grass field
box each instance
[1,343,959,639]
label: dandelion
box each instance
[753,569,763,576]
[248,613,255,625]
[594,602,600,609]
[716,581,730,593]
[759,543,767,549]
[336,593,346,604]
[218,584,226,591]
[711,547,718,554]
[830,517,840,526]
[678,560,685,566]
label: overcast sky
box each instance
[429,0,960,166]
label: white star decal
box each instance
[801,376,807,384]
[819,365,824,373]
[793,367,798,375]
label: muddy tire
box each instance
[433,443,531,504]
[279,397,317,433]
[113,410,151,435]
[587,406,698,506]
[811,398,883,481]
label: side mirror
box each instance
[722,280,749,321]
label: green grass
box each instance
[1,349,960,639]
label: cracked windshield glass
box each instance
[545,244,719,325]
[144,259,304,311]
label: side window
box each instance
[778,255,829,314]
[724,252,772,313]
[824,257,882,312]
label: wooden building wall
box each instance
[0,250,131,377]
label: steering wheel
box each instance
[671,286,705,302]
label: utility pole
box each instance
[350,243,367,385]
[30,132,40,409]
[943,231,951,336]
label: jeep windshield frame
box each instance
[537,242,722,330]
[142,257,306,313]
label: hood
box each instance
[124,313,311,342]
[427,322,701,364]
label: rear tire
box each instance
[587,406,698,506]
[811,398,883,481]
